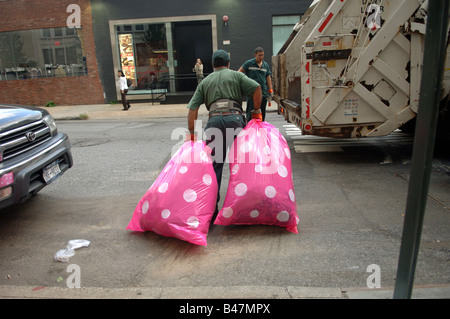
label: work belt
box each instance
[208,99,243,117]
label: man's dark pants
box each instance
[121,89,131,110]
[204,113,246,216]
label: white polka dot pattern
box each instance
[126,141,218,246]
[214,120,299,233]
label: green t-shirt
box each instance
[241,58,272,96]
[187,68,259,111]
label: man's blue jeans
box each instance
[204,113,246,215]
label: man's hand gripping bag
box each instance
[214,120,299,233]
[127,141,218,246]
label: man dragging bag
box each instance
[186,50,263,216]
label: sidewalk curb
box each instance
[342,284,450,299]
[46,103,205,122]
[54,116,86,121]
[0,285,345,299]
[1,284,449,299]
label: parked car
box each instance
[0,104,73,209]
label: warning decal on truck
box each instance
[344,98,359,116]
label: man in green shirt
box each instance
[238,47,273,122]
[187,50,262,214]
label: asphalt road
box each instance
[0,111,448,295]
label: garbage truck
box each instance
[272,0,450,139]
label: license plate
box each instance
[43,161,62,184]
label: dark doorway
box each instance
[172,20,213,92]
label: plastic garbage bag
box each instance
[214,120,299,233]
[54,248,75,263]
[126,140,218,246]
[66,239,91,250]
[54,239,90,262]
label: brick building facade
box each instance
[0,0,104,106]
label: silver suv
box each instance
[0,104,73,209]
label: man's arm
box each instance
[266,75,273,93]
[186,87,202,141]
[251,86,263,121]
[187,108,199,140]
[238,66,245,73]
[252,86,262,111]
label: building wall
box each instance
[0,0,104,106]
[91,0,312,103]
[0,0,312,105]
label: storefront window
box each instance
[272,15,302,55]
[117,23,169,91]
[0,27,86,81]
[112,16,216,97]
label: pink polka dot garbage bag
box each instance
[126,140,218,246]
[214,119,299,233]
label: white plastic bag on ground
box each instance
[54,239,90,262]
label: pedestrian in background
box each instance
[238,47,273,122]
[118,70,131,111]
[194,58,204,85]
